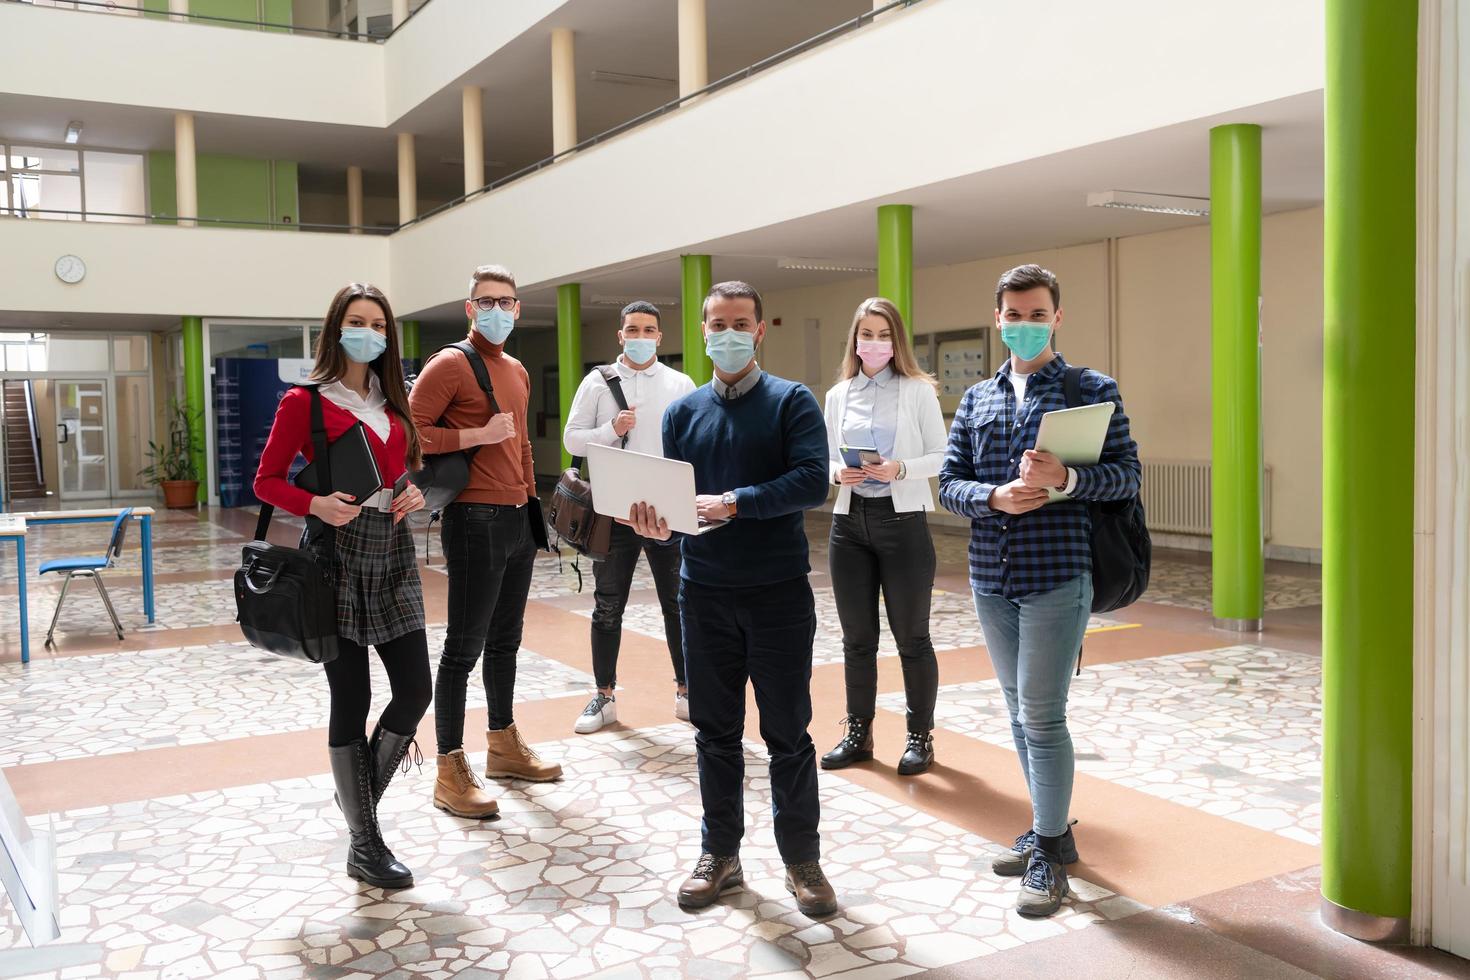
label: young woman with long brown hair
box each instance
[254,282,430,890]
[819,297,948,776]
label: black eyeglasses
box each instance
[470,296,518,312]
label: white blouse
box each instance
[320,373,390,443]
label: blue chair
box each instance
[41,508,132,646]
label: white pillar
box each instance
[392,0,409,28]
[551,28,577,155]
[346,165,363,234]
[169,0,188,22]
[174,112,198,228]
[678,0,708,98]
[397,133,417,226]
[462,86,485,195]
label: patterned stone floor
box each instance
[1139,559,1322,612]
[885,644,1323,845]
[0,727,1141,979]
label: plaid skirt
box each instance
[304,509,425,646]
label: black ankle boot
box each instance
[820,716,874,770]
[328,739,414,889]
[368,724,421,807]
[897,731,934,776]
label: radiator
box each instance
[1140,459,1272,541]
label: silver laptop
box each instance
[586,443,727,536]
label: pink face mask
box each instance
[856,339,893,369]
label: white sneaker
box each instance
[674,691,691,722]
[574,693,617,734]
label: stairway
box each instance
[2,381,46,500]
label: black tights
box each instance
[323,629,433,747]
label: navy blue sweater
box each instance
[662,373,830,587]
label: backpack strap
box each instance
[1063,366,1085,410]
[571,366,631,472]
[450,340,500,415]
[254,386,335,546]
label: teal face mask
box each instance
[1000,322,1053,361]
[705,329,756,374]
[475,307,515,345]
[623,338,658,365]
[339,326,387,364]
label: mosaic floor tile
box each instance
[0,726,1142,978]
[1141,558,1322,612]
[882,645,1322,844]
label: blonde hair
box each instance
[837,297,937,390]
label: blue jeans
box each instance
[972,575,1092,838]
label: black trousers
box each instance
[323,629,432,747]
[681,575,820,864]
[591,521,685,690]
[434,502,536,753]
[829,494,939,733]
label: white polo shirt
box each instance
[562,356,696,460]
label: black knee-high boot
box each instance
[368,724,420,806]
[328,738,413,889]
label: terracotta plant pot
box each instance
[161,480,200,509]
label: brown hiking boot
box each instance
[677,853,743,910]
[433,750,500,819]
[485,724,563,782]
[785,861,838,917]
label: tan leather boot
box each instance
[433,750,500,819]
[484,724,563,782]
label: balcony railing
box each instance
[4,0,433,41]
[0,207,393,234]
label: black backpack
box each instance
[1063,367,1150,613]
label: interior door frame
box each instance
[52,377,114,501]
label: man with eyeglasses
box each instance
[409,264,562,823]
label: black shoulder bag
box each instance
[234,387,340,664]
[548,366,628,562]
[1063,366,1151,613]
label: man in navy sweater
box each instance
[628,280,835,917]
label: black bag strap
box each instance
[450,340,500,415]
[571,365,630,472]
[1063,366,1085,410]
[254,386,336,544]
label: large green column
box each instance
[557,284,582,472]
[1209,125,1264,632]
[1320,0,1416,940]
[681,254,712,386]
[877,204,913,334]
[400,319,420,360]
[181,316,206,503]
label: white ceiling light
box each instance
[63,121,83,145]
[1086,190,1210,217]
[777,257,877,274]
[589,294,679,307]
[589,69,676,88]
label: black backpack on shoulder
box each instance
[1063,367,1151,613]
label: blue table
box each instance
[0,517,27,664]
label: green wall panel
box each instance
[147,152,299,229]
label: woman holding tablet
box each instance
[819,298,948,776]
[254,282,430,889]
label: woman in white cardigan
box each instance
[819,297,949,776]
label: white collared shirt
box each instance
[563,355,696,459]
[320,373,390,443]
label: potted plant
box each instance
[141,401,201,509]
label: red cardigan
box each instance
[253,386,409,517]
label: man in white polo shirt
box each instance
[563,300,697,732]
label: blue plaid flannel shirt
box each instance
[939,354,1140,599]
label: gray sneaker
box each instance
[1016,847,1069,918]
[992,827,1079,877]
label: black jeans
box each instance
[591,521,685,690]
[434,502,536,753]
[323,629,432,746]
[681,575,820,864]
[829,494,939,732]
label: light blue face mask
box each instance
[339,326,388,364]
[1000,322,1053,361]
[623,337,658,365]
[475,307,515,345]
[705,328,756,374]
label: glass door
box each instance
[55,380,110,499]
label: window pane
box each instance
[45,336,109,371]
[11,173,82,219]
[9,146,79,173]
[211,324,305,360]
[113,336,149,372]
[84,151,146,223]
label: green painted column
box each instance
[1320,0,1416,939]
[400,319,420,360]
[1209,124,1264,632]
[557,284,582,472]
[681,254,712,387]
[877,204,913,334]
[181,316,207,503]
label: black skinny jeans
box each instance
[591,521,685,690]
[323,630,432,747]
[828,494,939,732]
[434,502,536,753]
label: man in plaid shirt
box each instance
[939,264,1139,918]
